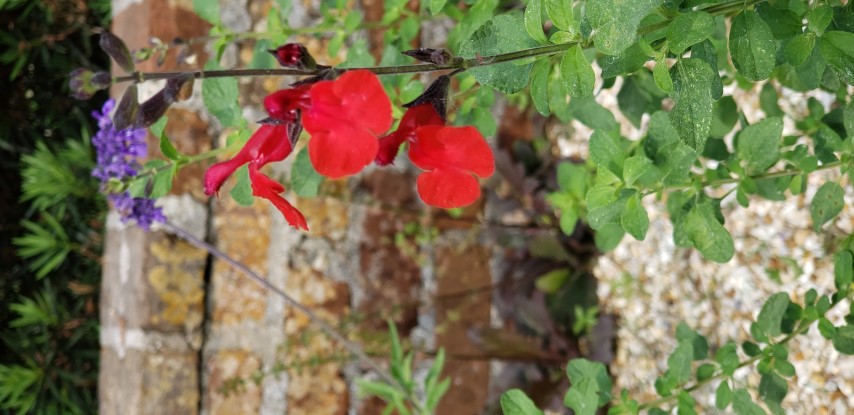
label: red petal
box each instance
[249,163,308,230]
[409,126,494,177]
[203,124,292,195]
[308,125,378,179]
[375,104,444,166]
[304,70,392,136]
[264,85,310,120]
[416,168,481,208]
[204,158,245,195]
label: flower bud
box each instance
[402,48,454,66]
[268,43,318,70]
[403,75,451,121]
[98,30,135,73]
[68,68,112,100]
[113,85,139,131]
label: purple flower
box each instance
[91,99,165,230]
[108,192,166,231]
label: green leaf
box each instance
[557,161,588,199]
[716,381,733,410]
[755,3,802,39]
[732,389,765,415]
[193,0,220,25]
[667,340,693,384]
[755,292,790,339]
[589,129,626,177]
[759,83,782,118]
[696,363,716,381]
[669,58,716,152]
[843,99,854,139]
[784,33,816,67]
[291,147,323,198]
[623,155,652,187]
[565,359,612,409]
[530,58,551,116]
[807,5,833,36]
[676,322,709,360]
[818,317,837,339]
[759,372,787,405]
[202,61,240,127]
[820,31,854,85]
[729,11,776,81]
[500,389,543,415]
[736,117,782,173]
[583,0,663,55]
[810,182,844,231]
[460,15,538,93]
[600,43,649,78]
[559,207,580,235]
[682,198,734,263]
[229,165,254,206]
[429,0,447,15]
[690,40,723,100]
[560,45,595,97]
[594,223,625,251]
[525,0,548,44]
[545,0,574,32]
[835,250,853,292]
[832,326,854,354]
[676,391,697,415]
[128,160,173,198]
[569,97,619,131]
[711,96,739,138]
[653,57,673,93]
[535,268,571,293]
[715,342,739,376]
[666,11,715,55]
[645,112,697,185]
[621,193,649,240]
[549,31,575,44]
[357,379,405,402]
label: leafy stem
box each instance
[637,290,852,411]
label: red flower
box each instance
[375,103,444,166]
[204,123,308,230]
[302,70,392,178]
[408,125,494,208]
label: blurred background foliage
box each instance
[0,0,110,412]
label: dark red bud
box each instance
[268,43,318,70]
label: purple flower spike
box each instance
[91,99,166,230]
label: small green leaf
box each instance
[810,182,844,231]
[565,359,612,408]
[755,292,790,339]
[715,381,733,410]
[683,199,734,263]
[818,317,837,339]
[690,40,723,100]
[696,363,716,381]
[621,193,649,240]
[820,31,854,85]
[600,43,649,78]
[557,161,588,199]
[428,0,447,15]
[589,130,626,178]
[729,11,776,81]
[653,56,672,93]
[500,389,543,415]
[549,31,575,44]
[291,147,323,198]
[525,0,548,44]
[807,5,833,36]
[584,0,663,55]
[715,343,740,376]
[784,33,816,67]
[759,83,782,117]
[622,155,652,187]
[676,322,709,360]
[832,326,854,354]
[667,340,693,384]
[759,372,788,405]
[535,268,571,293]
[560,45,595,97]
[736,117,783,173]
[594,223,624,251]
[732,389,765,415]
[669,58,716,152]
[202,61,240,127]
[666,11,715,55]
[530,59,551,116]
[835,250,853,292]
[460,15,538,93]
[545,0,574,32]
[229,165,254,206]
[193,0,220,25]
[676,391,697,415]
